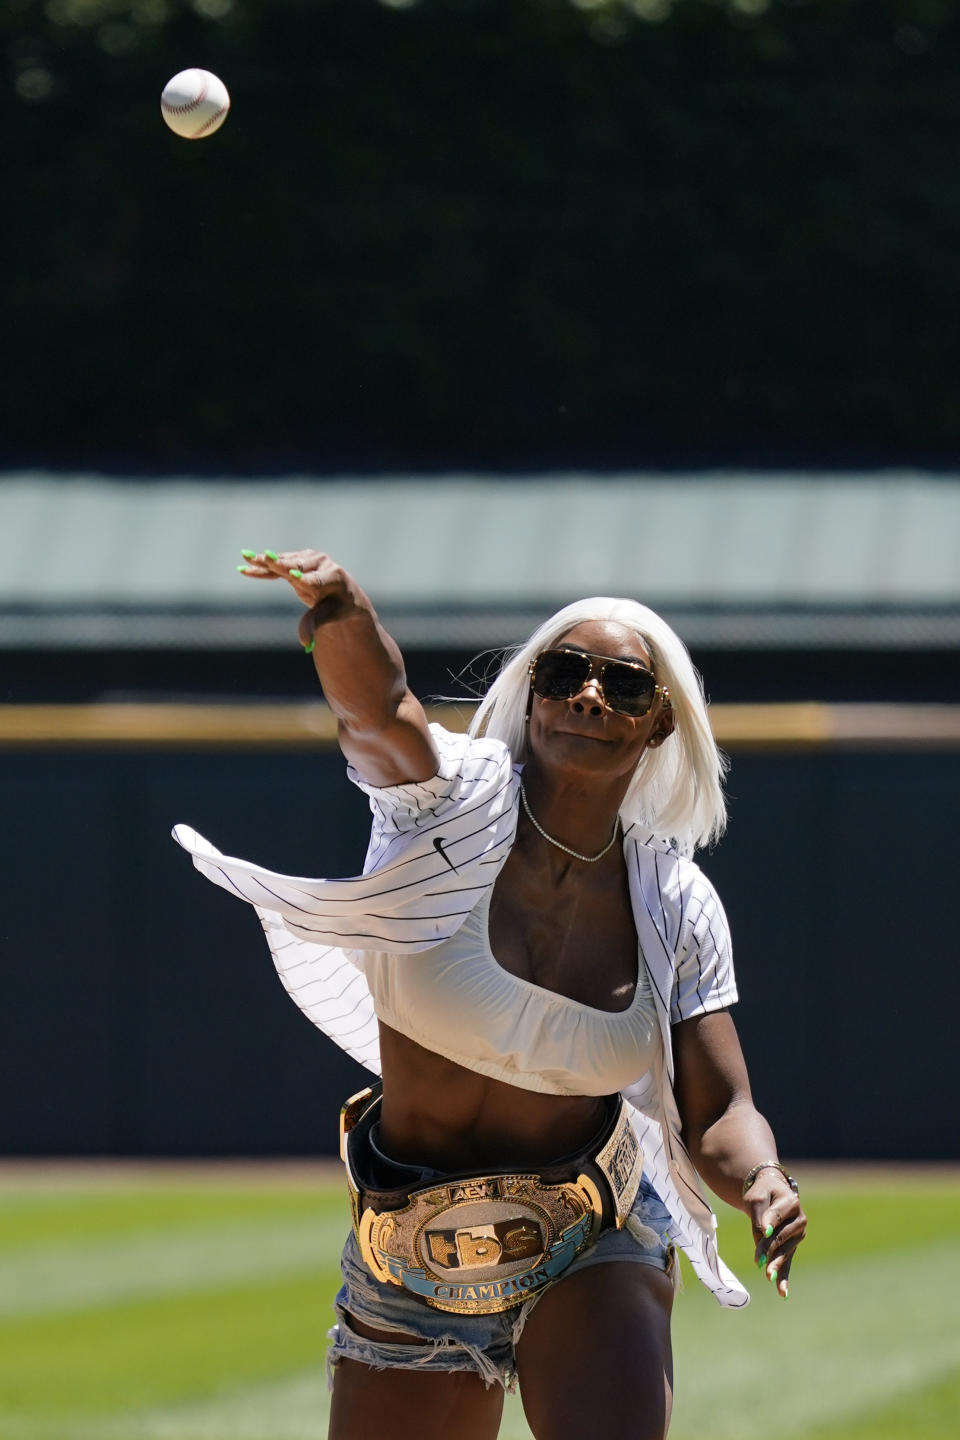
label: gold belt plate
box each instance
[355,1171,603,1314]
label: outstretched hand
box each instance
[746,1170,807,1299]
[238,549,360,647]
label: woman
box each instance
[174,549,806,1440]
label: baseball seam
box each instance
[162,78,208,115]
[195,104,229,135]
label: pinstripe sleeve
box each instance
[348,724,512,874]
[670,866,738,1024]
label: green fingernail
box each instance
[756,1255,766,1270]
[236,565,248,572]
[290,569,303,579]
[781,1285,789,1299]
[241,550,256,560]
[265,550,278,561]
[765,1225,774,1239]
[303,639,315,655]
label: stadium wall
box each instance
[1,726,956,1162]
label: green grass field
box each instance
[1,1165,958,1440]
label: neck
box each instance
[519,763,627,859]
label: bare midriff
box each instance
[377,1026,609,1170]
[376,844,640,1172]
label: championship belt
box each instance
[339,1085,643,1316]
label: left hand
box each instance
[746,1169,807,1298]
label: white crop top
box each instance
[357,884,660,1097]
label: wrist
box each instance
[741,1160,799,1199]
[301,587,375,645]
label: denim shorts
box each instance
[327,1174,677,1394]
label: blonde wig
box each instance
[468,598,728,856]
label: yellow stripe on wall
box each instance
[0,703,958,749]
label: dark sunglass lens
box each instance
[603,662,657,715]
[533,651,591,699]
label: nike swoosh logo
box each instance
[432,837,459,873]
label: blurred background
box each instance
[1,2,959,1437]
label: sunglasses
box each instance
[528,648,670,718]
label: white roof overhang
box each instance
[2,472,958,649]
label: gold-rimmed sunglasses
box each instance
[529,648,670,718]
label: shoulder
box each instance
[624,827,709,894]
[349,723,510,787]
[349,724,517,848]
[429,723,514,779]
[625,830,729,953]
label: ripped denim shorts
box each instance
[327,1173,676,1395]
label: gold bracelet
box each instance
[741,1161,799,1198]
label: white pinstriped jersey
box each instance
[173,723,748,1307]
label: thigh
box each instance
[515,1262,675,1440]
[328,1313,505,1440]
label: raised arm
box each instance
[239,549,439,787]
[672,1010,807,1298]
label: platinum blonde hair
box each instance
[468,597,728,856]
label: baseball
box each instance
[161,69,230,140]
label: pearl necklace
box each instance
[519,780,620,863]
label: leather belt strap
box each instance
[339,1085,643,1315]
